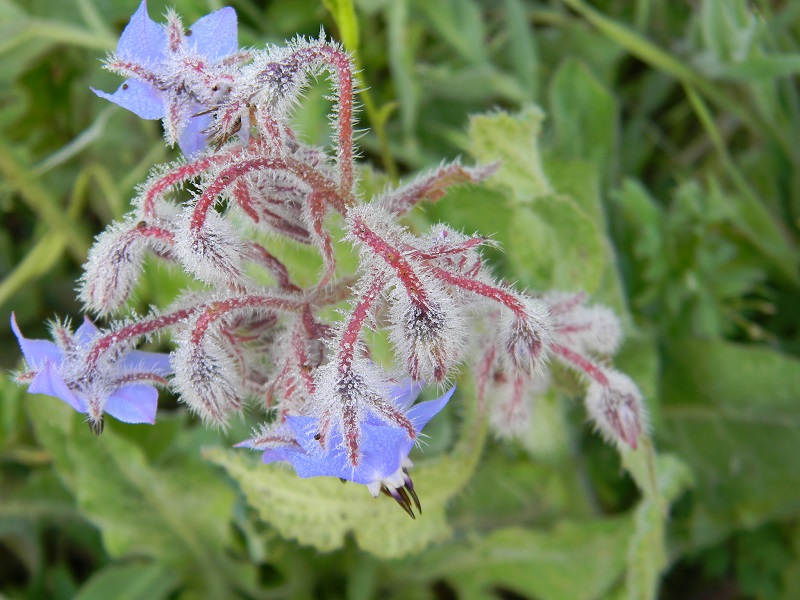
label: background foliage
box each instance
[1,0,799,598]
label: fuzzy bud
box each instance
[543,291,622,356]
[388,289,466,383]
[174,208,243,285]
[489,370,552,439]
[171,334,243,425]
[80,222,153,314]
[500,297,550,375]
[585,369,645,449]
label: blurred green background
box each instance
[1,0,800,598]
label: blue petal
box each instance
[187,7,238,60]
[74,315,101,346]
[249,386,455,487]
[267,421,410,485]
[389,380,424,410]
[92,80,164,120]
[117,1,167,64]
[122,350,173,376]
[104,385,158,424]
[407,385,456,431]
[285,415,339,454]
[11,313,62,370]
[29,362,86,413]
[176,110,212,156]
[354,422,413,482]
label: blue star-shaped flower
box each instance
[92,1,240,155]
[238,383,455,517]
[12,313,171,429]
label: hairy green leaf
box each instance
[404,517,634,600]
[661,339,800,548]
[25,397,247,596]
[507,194,606,294]
[468,107,553,203]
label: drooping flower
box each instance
[11,313,171,431]
[92,1,243,155]
[238,383,455,517]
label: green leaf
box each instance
[504,0,538,101]
[418,65,527,104]
[206,449,452,557]
[413,0,488,65]
[449,442,596,528]
[507,195,606,294]
[321,0,359,51]
[715,53,800,80]
[405,517,634,600]
[545,159,630,314]
[74,563,179,600]
[548,59,619,182]
[698,0,758,66]
[661,339,800,549]
[26,397,245,596]
[468,107,553,203]
[386,0,421,136]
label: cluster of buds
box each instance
[12,2,645,516]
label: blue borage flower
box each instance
[238,383,455,517]
[92,1,240,155]
[11,314,171,431]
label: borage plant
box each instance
[12,1,644,518]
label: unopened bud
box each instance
[175,209,243,285]
[79,223,149,314]
[171,336,243,426]
[388,292,465,383]
[501,297,550,375]
[585,369,645,449]
[542,292,622,356]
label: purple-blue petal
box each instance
[284,415,323,452]
[176,111,212,156]
[266,423,409,485]
[122,350,173,376]
[407,386,455,431]
[74,315,101,346]
[355,422,414,482]
[260,446,290,462]
[249,385,455,486]
[92,80,164,120]
[104,385,158,424]
[117,1,167,64]
[187,7,238,60]
[29,362,86,413]
[11,313,63,370]
[389,380,424,410]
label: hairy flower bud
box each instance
[80,221,156,314]
[500,297,550,375]
[174,208,243,285]
[171,334,243,425]
[388,287,466,383]
[543,291,622,356]
[585,369,645,449]
[488,370,552,439]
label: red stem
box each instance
[550,343,610,387]
[430,266,525,315]
[350,216,429,306]
[190,294,306,345]
[338,273,387,371]
[85,308,196,369]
